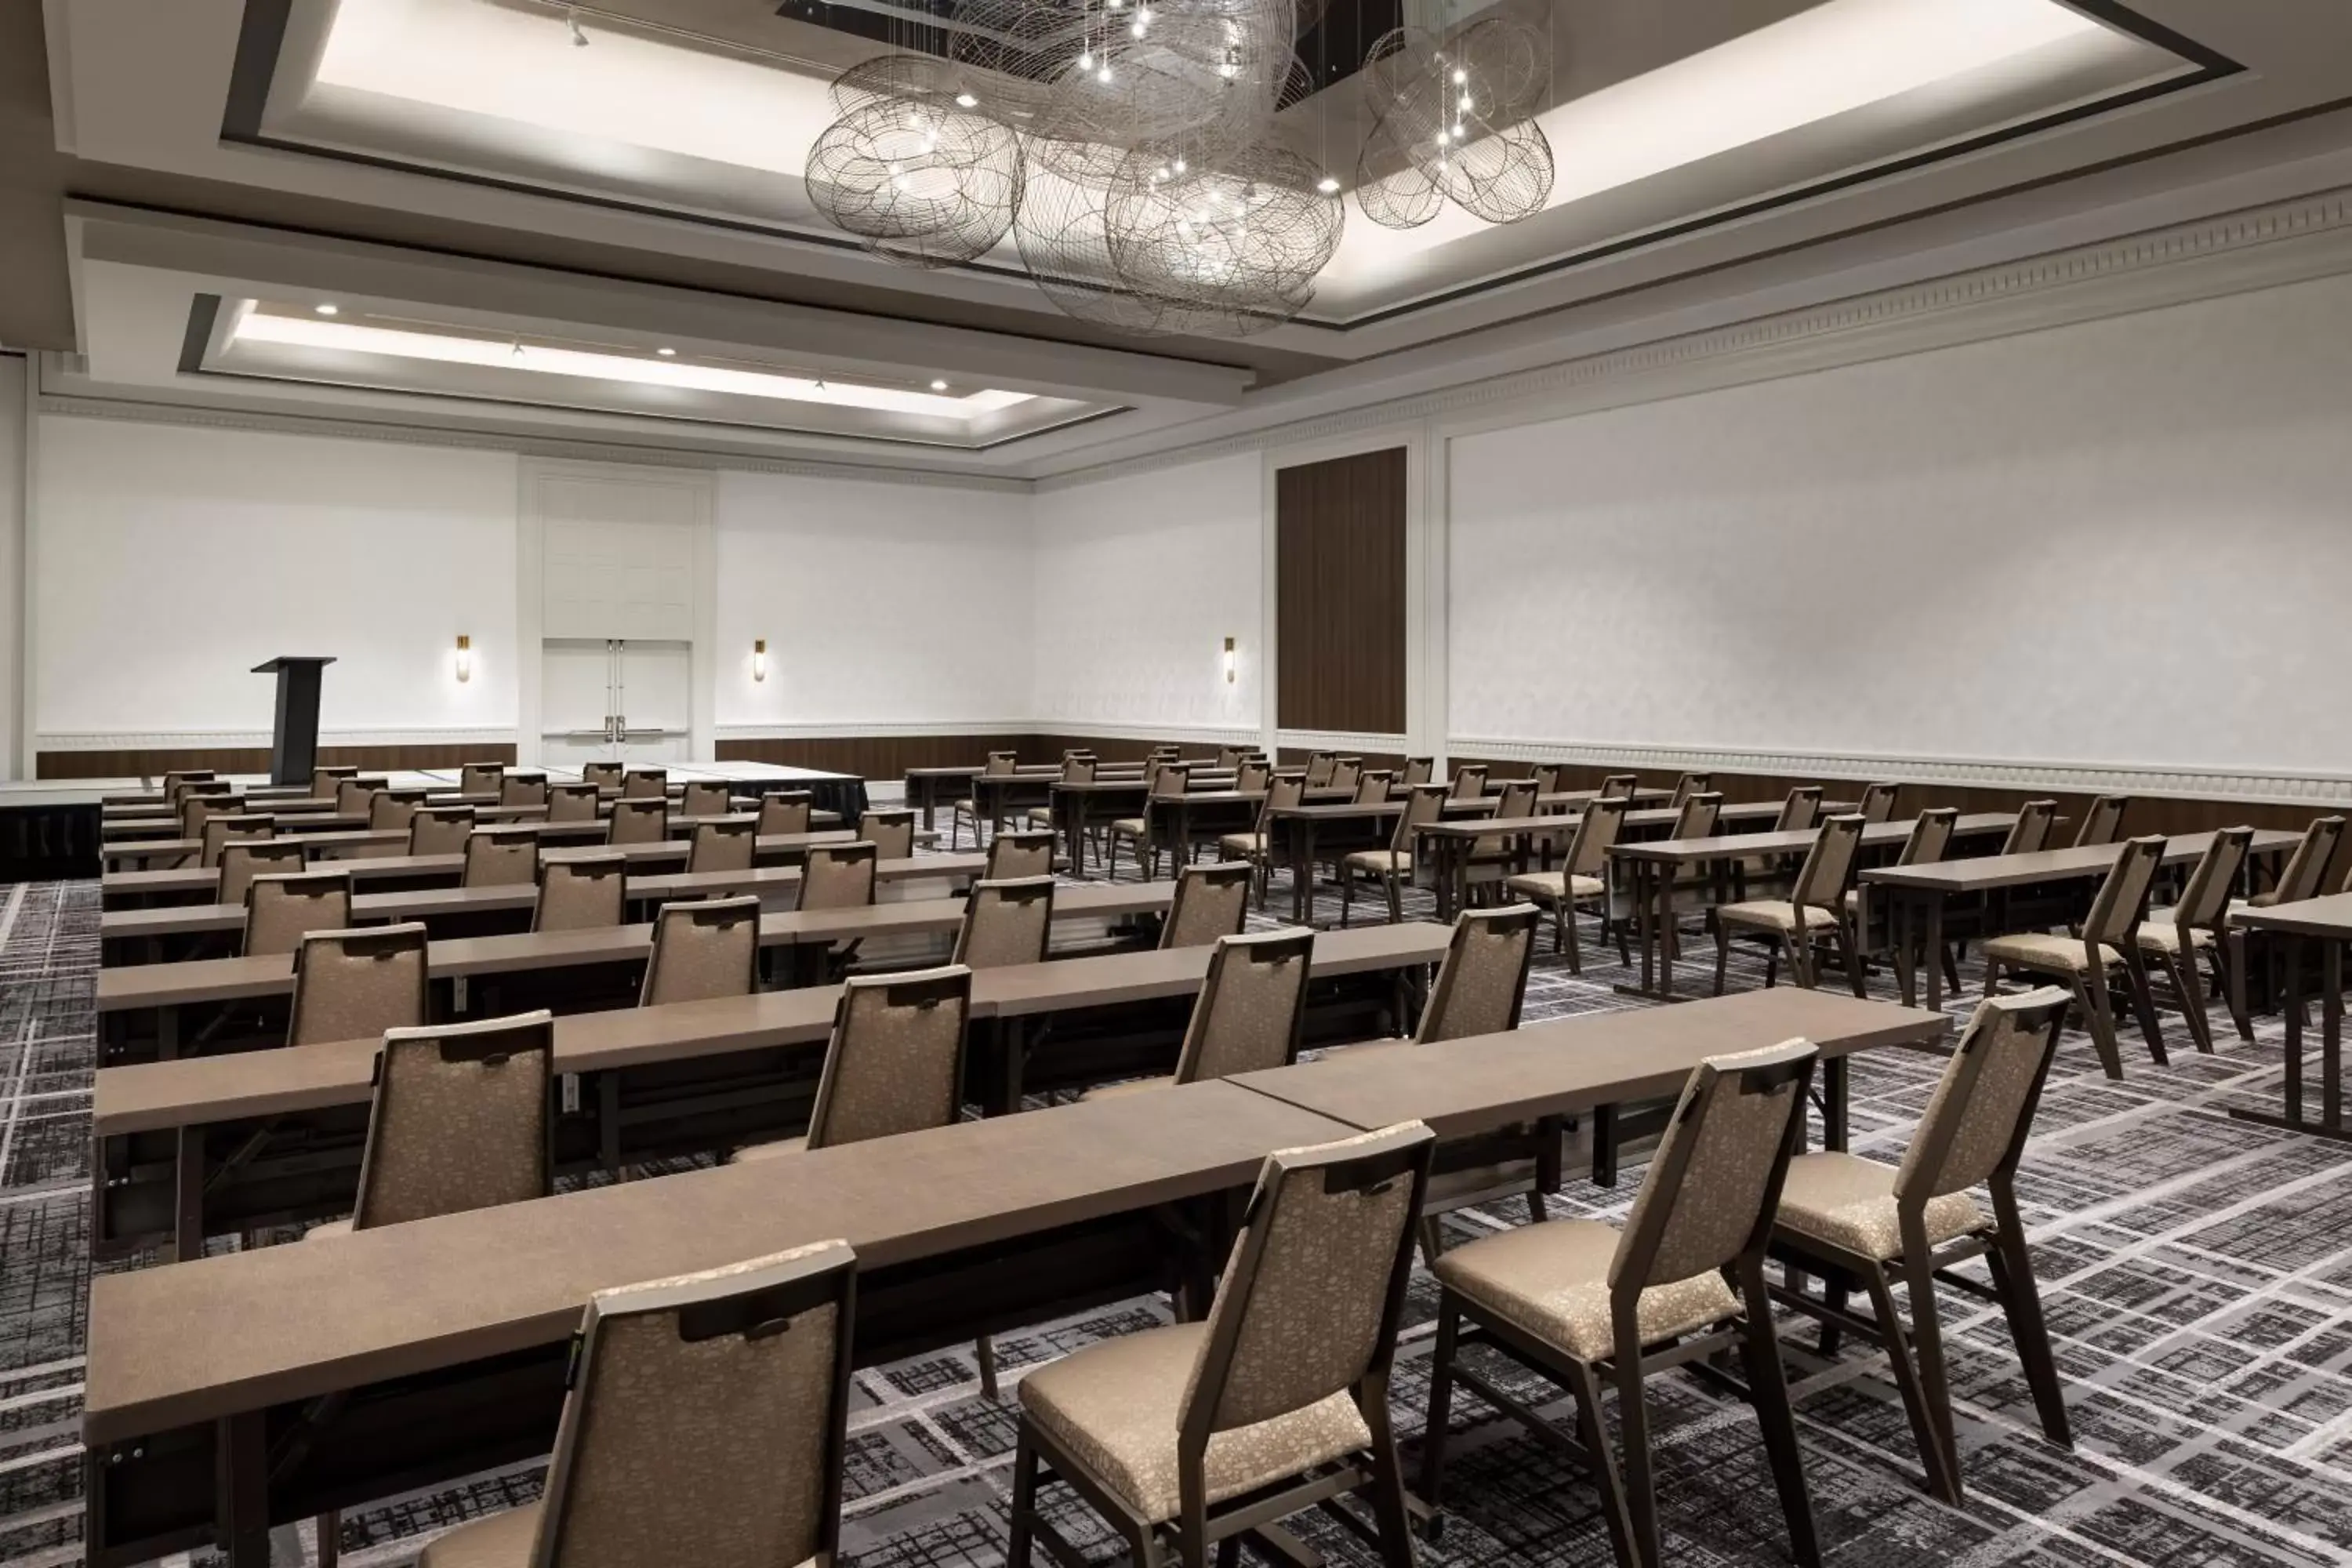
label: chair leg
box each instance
[1566,1359,1639,1568]
[1527,1189,1548,1224]
[2119,953,2168,1065]
[1984,1207,2073,1449]
[316,1510,339,1568]
[1860,1262,1962,1504]
[2079,971,2125,1080]
[977,1334,1000,1400]
[1363,1395,1421,1567]
[1552,897,1566,956]
[1007,1425,1039,1568]
[1984,956,2002,999]
[1612,1343,1662,1568]
[1714,923,1732,996]
[1818,1273,1848,1356]
[1385,868,1404,924]
[1942,942,1962,1000]
[1340,869,1356,928]
[1898,1249,1965,1506]
[1416,1216,1444,1271]
[2165,949,2216,1054]
[1420,1302,1461,1508]
[1565,898,1584,976]
[1841,918,1867,1000]
[1737,1262,1821,1568]
[2226,930,2255,1042]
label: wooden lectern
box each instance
[251,657,336,786]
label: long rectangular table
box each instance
[2228,892,2352,1143]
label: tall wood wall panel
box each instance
[1275,448,1407,736]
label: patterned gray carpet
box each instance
[6,850,2352,1567]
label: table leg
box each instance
[158,1004,179,1062]
[1634,859,1656,996]
[1924,896,1947,1015]
[1293,822,1316,927]
[175,1129,205,1263]
[216,1410,273,1568]
[998,1018,1025,1115]
[1654,856,1677,1000]
[1823,1057,1849,1151]
[1892,889,1916,1010]
[2326,938,2343,1131]
[1071,794,1091,878]
[1590,1104,1618,1187]
[599,1074,623,1171]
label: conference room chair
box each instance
[641,895,762,1005]
[1465,778,1540,905]
[1770,990,2071,1507]
[858,808,918,861]
[287,923,430,1047]
[758,790,815,837]
[1944,799,2064,959]
[607,797,667,845]
[1857,782,1900,824]
[800,841,879,911]
[179,793,238,848]
[457,762,504,797]
[2246,813,2345,909]
[1086,931,1315,1102]
[413,1239,858,1568]
[580,760,624,790]
[1147,743,1182,764]
[1351,768,1395,806]
[2002,800,2060,855]
[533,853,628,933]
[218,839,307,910]
[161,768,216,798]
[463,826,541,887]
[1852,807,1961,991]
[1670,772,1713,808]
[1338,782,1449,926]
[987,828,1057,879]
[622,767,670,800]
[368,793,421,833]
[545,782,601,823]
[1402,756,1434,787]
[1504,796,1628,969]
[1450,763,1489,801]
[1421,1043,1820,1568]
[1599,772,1639,800]
[334,778,377,817]
[1731,785,1828,903]
[688,818,758,874]
[1328,756,1363,794]
[2132,825,2253,1054]
[1214,744,1248,768]
[310,764,361,800]
[244,869,353,958]
[2071,793,2131,848]
[1670,790,1723,840]
[1105,764,1189,882]
[1023,754,1093,837]
[951,876,1056,967]
[1218,772,1304,909]
[201,812,274,869]
[1234,757,1272,794]
[1715,813,1870,997]
[1983,834,2167,1079]
[408,805,477,857]
[1007,1123,1435,1568]
[1302,750,1339,788]
[950,750,1021,848]
[499,774,549,811]
[1417,904,1540,1044]
[678,779,731,818]
[1158,861,1253,949]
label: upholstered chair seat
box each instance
[1218,830,1263,857]
[1432,1218,1740,1363]
[1504,869,1602,902]
[416,1501,540,1567]
[1981,931,2123,974]
[1717,900,1841,935]
[2132,916,2213,955]
[731,1134,808,1162]
[1343,848,1410,876]
[1773,1151,1986,1261]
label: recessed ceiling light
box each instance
[655,347,677,356]
[930,379,949,392]
[314,303,339,316]
[954,92,978,108]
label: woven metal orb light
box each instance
[1353,19,1554,230]
[1104,141,1342,337]
[805,96,1023,267]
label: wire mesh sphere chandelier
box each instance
[1353,18,1555,230]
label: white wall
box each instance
[33,417,521,746]
[1030,451,1262,739]
[714,469,1033,729]
[0,356,25,775]
[1448,270,2352,779]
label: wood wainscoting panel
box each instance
[38,742,519,780]
[1276,448,1407,737]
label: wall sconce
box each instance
[455,635,472,683]
[1223,636,1236,684]
[753,638,768,682]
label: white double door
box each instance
[541,638,693,767]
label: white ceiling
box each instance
[36,0,2352,477]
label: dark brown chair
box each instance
[607,797,668,845]
[680,779,732,818]
[1158,861,1253,949]
[2002,800,2060,855]
[535,853,627,933]
[1598,773,1638,800]
[218,839,308,910]
[758,790,816,837]
[688,818,758,875]
[456,762,504,797]
[243,869,353,958]
[1301,750,1339,788]
[641,896,761,1005]
[1984,834,2167,1078]
[2135,826,2252,1054]
[951,877,1055,968]
[201,812,274,869]
[1450,764,1489,801]
[1401,757,1434,786]
[499,775,549,811]
[1416,904,1539,1044]
[1504,797,1628,970]
[1085,931,1315,1100]
[580,760,625,790]
[287,924,429,1047]
[1106,764,1190,881]
[798,841,878,911]
[620,767,669,800]
[950,750,1019,848]
[408,805,477,857]
[1857,782,1900,824]
[986,827,1058,880]
[1715,814,1868,996]
[1669,772,1712,808]
[858,808,918,861]
[1339,783,1448,926]
[546,782,601,823]
[2071,794,2130,848]
[462,826,540,887]
[1218,773,1304,909]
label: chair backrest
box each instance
[1148,762,1192,800]
[1491,779,1537,821]
[531,1240,857,1568]
[1328,757,1363,793]
[1898,807,1960,868]
[500,775,550,810]
[1858,782,1900,824]
[1671,772,1711,808]
[1160,861,1254,949]
[622,768,669,800]
[857,809,916,861]
[244,869,352,957]
[2275,816,2348,905]
[608,797,669,844]
[463,826,541,887]
[1235,759,1270,793]
[1774,786,1824,833]
[1791,813,1867,913]
[310,765,360,800]
[1352,769,1394,806]
[986,828,1057,879]
[352,1012,554,1229]
[581,760,626,789]
[1215,745,1247,769]
[1173,930,1316,1083]
[369,792,422,832]
[287,923,429,1047]
[2073,794,2130,848]
[1610,1040,1817,1293]
[536,854,628,932]
[798,842,878,911]
[458,762,504,796]
[641,895,762,1005]
[1599,773,1638,800]
[1391,782,1450,851]
[1896,989,2070,1203]
[162,768,216,795]
[546,782,602,822]
[1669,792,1722,840]
[757,793,815,836]
[689,819,758,875]
[170,777,233,811]
[2082,835,2167,946]
[409,805,478,857]
[2002,800,2059,855]
[950,876,1055,967]
[1060,755,1098,785]
[336,779,376,816]
[1565,794,1630,878]
[1402,757,1434,786]
[805,967,972,1150]
[982,750,1019,778]
[180,794,237,844]
[219,839,308,908]
[2170,827,2253,933]
[1258,772,1306,824]
[201,812,274,868]
[675,781,727,818]
[1450,764,1487,801]
[1303,752,1338,788]
[1414,905,1539,1044]
[1182,1123,1434,1444]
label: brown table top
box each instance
[977,920,1449,1017]
[2230,890,2352,937]
[1860,828,2302,894]
[84,1080,1351,1444]
[1613,812,2018,866]
[1232,989,1945,1138]
[1531,787,1675,810]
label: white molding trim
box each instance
[1279,728,1413,756]
[1449,736,2352,808]
[1029,720,1263,746]
[715,720,1031,740]
[38,726,519,750]
[1037,184,2352,491]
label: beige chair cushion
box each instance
[1081,1075,1175,1101]
[1716,901,1838,935]
[731,1135,810,1163]
[1982,932,2122,974]
[1431,1218,1739,1363]
[2134,916,2212,955]
[1502,870,1601,904]
[304,1218,353,1240]
[1218,833,1265,857]
[1774,1152,1986,1261]
[1111,817,1148,836]
[1343,849,1411,874]
[1019,1321,1370,1524]
[416,1502,542,1568]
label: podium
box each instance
[251,657,336,786]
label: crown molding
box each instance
[1036,183,2352,491]
[1449,735,2352,808]
[38,725,518,750]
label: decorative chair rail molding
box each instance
[38,726,520,750]
[1033,721,1266,746]
[1278,729,1413,756]
[1449,736,2352,808]
[713,721,1035,741]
